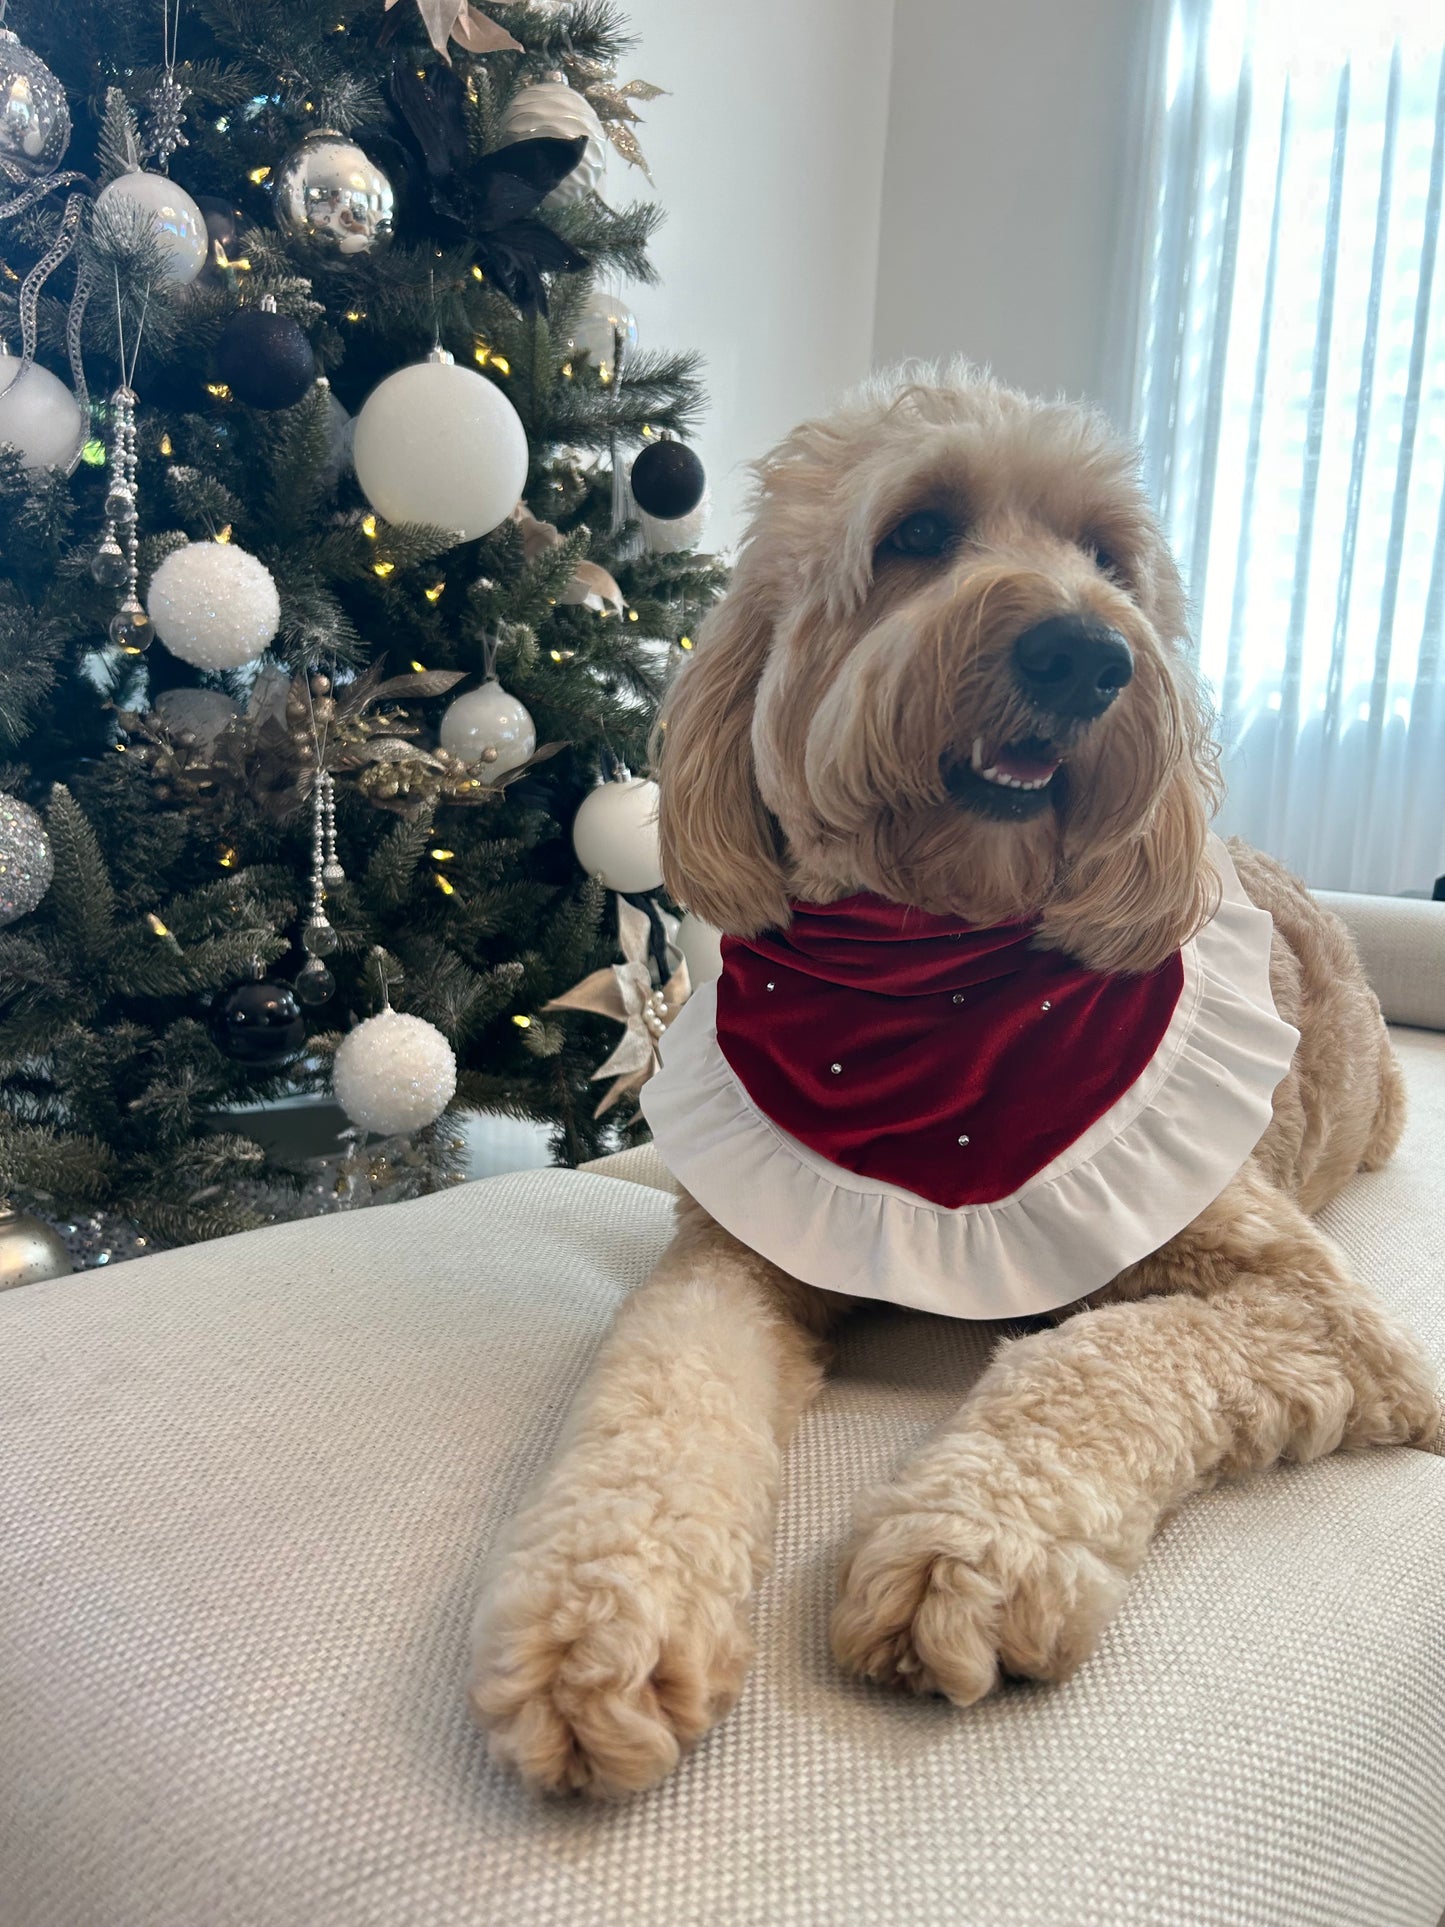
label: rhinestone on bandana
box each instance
[1041,1000,1052,1011]
[830,1062,842,1074]
[952,992,966,1004]
[957,1134,970,1146]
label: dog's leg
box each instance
[471,1198,845,1796]
[831,1163,1437,1702]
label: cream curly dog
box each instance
[470,369,1439,1797]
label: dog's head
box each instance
[657,368,1221,973]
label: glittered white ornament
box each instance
[352,348,528,545]
[496,79,607,205]
[638,488,710,555]
[675,911,723,986]
[439,679,536,783]
[153,687,239,754]
[95,171,208,285]
[148,541,281,670]
[0,793,53,927]
[0,344,84,471]
[333,1010,458,1135]
[571,774,663,893]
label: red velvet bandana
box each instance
[715,896,1185,1209]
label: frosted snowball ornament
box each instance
[571,772,664,894]
[496,78,607,205]
[352,347,528,545]
[333,1010,458,1135]
[439,679,535,783]
[675,911,724,987]
[0,793,53,926]
[0,344,84,471]
[147,541,281,670]
[95,171,208,285]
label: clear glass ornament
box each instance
[109,603,155,655]
[91,539,128,588]
[0,26,71,174]
[294,959,335,1006]
[103,481,135,522]
[302,915,339,956]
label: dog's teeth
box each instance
[971,737,987,774]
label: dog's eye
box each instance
[1089,540,1126,582]
[881,509,957,559]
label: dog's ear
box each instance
[656,573,792,937]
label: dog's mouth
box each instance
[943,736,1065,820]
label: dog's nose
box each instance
[1011,616,1134,719]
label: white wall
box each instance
[872,0,1154,423]
[617,0,895,549]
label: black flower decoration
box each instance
[391,60,590,314]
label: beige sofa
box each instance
[2,891,1444,1927]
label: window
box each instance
[1138,0,1445,892]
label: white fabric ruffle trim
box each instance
[641,838,1300,1320]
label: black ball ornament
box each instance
[210,977,307,1066]
[629,439,707,521]
[213,300,317,411]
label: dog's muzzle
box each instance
[1011,616,1134,721]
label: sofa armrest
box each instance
[1314,890,1445,1031]
[581,1143,677,1193]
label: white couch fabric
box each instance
[2,900,1444,1927]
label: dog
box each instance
[470,367,1439,1798]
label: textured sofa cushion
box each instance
[3,1066,1445,1927]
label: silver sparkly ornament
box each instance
[0,26,71,176]
[0,793,53,926]
[0,1207,70,1289]
[274,131,395,256]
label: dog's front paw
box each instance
[829,1475,1132,1705]
[470,1512,755,1797]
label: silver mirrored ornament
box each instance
[0,27,71,176]
[274,131,394,256]
[0,1207,71,1289]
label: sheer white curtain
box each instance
[1136,0,1445,893]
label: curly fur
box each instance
[471,367,1438,1796]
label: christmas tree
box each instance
[0,0,724,1254]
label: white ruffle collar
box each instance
[641,839,1299,1320]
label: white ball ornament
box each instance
[95,171,208,285]
[496,79,607,205]
[567,291,638,382]
[439,679,536,783]
[0,344,84,471]
[352,348,528,545]
[333,1010,458,1135]
[571,774,664,894]
[638,489,711,555]
[675,911,724,986]
[147,541,281,671]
